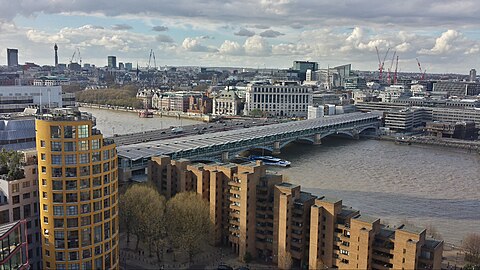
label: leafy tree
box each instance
[249,109,264,118]
[0,149,24,180]
[165,192,212,262]
[119,184,166,251]
[463,233,480,265]
[76,87,143,108]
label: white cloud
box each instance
[244,35,271,56]
[181,37,217,52]
[419,29,462,55]
[219,40,243,55]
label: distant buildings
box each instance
[148,157,443,270]
[0,221,30,269]
[244,82,313,117]
[470,69,477,82]
[0,86,63,113]
[107,56,117,69]
[7,48,18,67]
[213,88,242,116]
[293,61,318,81]
[433,81,480,97]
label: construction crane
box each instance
[387,51,397,85]
[394,55,399,84]
[416,58,426,80]
[147,49,157,70]
[375,46,390,81]
[70,48,82,66]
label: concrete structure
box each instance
[35,108,119,270]
[107,56,117,69]
[33,76,70,86]
[118,112,381,181]
[426,121,477,140]
[0,220,29,269]
[293,61,318,81]
[0,150,42,269]
[384,108,431,132]
[433,81,480,97]
[307,105,324,119]
[213,88,242,116]
[0,86,63,114]
[7,49,19,67]
[469,69,476,82]
[244,82,313,118]
[148,159,443,270]
[0,117,36,151]
[54,44,58,67]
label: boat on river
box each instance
[248,155,291,167]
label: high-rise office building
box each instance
[7,49,19,67]
[148,157,443,270]
[124,63,132,71]
[107,56,117,69]
[470,68,477,82]
[36,108,119,270]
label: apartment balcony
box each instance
[228,180,241,187]
[230,204,240,211]
[372,251,394,265]
[229,188,241,195]
[371,260,393,270]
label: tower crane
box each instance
[70,48,82,66]
[147,49,157,70]
[394,55,399,84]
[416,58,426,80]
[376,46,390,81]
[387,51,396,85]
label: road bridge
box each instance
[117,112,381,181]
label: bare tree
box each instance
[463,233,480,265]
[425,223,442,240]
[165,192,212,263]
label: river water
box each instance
[81,107,480,244]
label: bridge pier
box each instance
[221,151,229,162]
[313,133,322,145]
[272,141,281,155]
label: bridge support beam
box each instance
[221,151,229,162]
[313,133,322,145]
[272,141,281,155]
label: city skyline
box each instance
[1,0,480,73]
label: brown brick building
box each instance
[148,156,443,269]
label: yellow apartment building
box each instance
[36,108,119,270]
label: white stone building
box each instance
[244,82,312,117]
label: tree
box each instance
[0,149,24,180]
[463,233,480,265]
[119,184,166,251]
[165,192,212,262]
[425,223,442,240]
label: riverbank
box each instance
[78,103,213,122]
[379,135,480,153]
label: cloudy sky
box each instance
[1,0,480,73]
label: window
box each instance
[44,216,49,224]
[51,141,62,151]
[54,219,64,228]
[12,195,20,204]
[79,140,89,151]
[103,174,110,184]
[64,142,76,152]
[94,213,102,223]
[103,162,110,172]
[79,154,89,164]
[67,206,78,216]
[40,140,46,147]
[82,228,92,245]
[52,180,63,190]
[65,155,76,165]
[64,126,76,138]
[42,179,47,186]
[92,164,101,174]
[81,204,91,214]
[24,204,31,217]
[41,153,46,161]
[43,204,48,211]
[56,251,65,261]
[12,183,20,193]
[66,180,77,190]
[92,152,101,162]
[93,177,102,187]
[82,249,92,259]
[53,193,63,203]
[78,125,89,138]
[23,193,30,199]
[65,167,77,177]
[55,231,65,248]
[92,139,100,150]
[81,191,90,201]
[67,218,78,228]
[51,155,62,165]
[94,225,102,243]
[54,206,64,216]
[69,251,79,261]
[51,126,61,138]
[66,193,78,203]
[68,230,79,248]
[80,166,90,177]
[93,201,102,212]
[103,150,110,160]
[81,216,91,227]
[93,189,102,199]
[52,167,62,177]
[80,179,90,189]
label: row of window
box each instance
[43,140,115,154]
[41,150,114,164]
[10,179,37,193]
[45,247,117,270]
[42,188,116,205]
[252,93,310,104]
[42,175,115,190]
[50,125,89,139]
[42,163,116,178]
[251,87,310,93]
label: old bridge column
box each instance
[313,133,322,145]
[272,141,281,155]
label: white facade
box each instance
[307,105,324,119]
[0,86,63,113]
[213,89,241,116]
[33,76,70,86]
[245,83,312,117]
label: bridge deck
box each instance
[117,112,380,161]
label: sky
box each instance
[1,0,480,73]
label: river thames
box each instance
[82,107,480,244]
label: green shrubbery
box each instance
[76,87,143,108]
